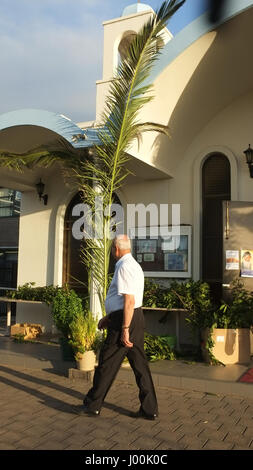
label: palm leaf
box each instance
[0,136,87,172]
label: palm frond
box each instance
[0,136,87,172]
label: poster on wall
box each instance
[225,250,239,270]
[136,239,157,254]
[143,253,155,262]
[164,252,186,271]
[241,250,253,277]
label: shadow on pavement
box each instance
[0,364,132,418]
[0,364,85,415]
[0,335,75,373]
[0,373,78,415]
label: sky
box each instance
[0,0,208,123]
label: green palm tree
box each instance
[0,1,185,316]
[75,0,185,314]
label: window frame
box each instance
[129,225,192,278]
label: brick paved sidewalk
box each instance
[0,364,252,451]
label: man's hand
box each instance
[98,316,110,330]
[121,328,133,348]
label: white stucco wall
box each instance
[16,167,75,331]
[17,169,74,287]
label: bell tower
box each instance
[95,3,173,122]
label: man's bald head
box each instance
[112,235,131,259]
[114,234,131,251]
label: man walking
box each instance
[80,234,158,420]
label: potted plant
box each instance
[51,288,84,361]
[201,280,253,365]
[69,310,101,371]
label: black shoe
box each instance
[129,409,158,421]
[75,404,100,417]
[83,396,92,406]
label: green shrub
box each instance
[143,279,214,329]
[6,283,90,341]
[6,282,60,305]
[213,279,253,329]
[51,288,84,339]
[143,279,164,308]
[144,333,176,362]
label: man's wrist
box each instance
[122,326,129,329]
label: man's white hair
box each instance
[114,234,131,251]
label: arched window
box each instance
[202,153,231,301]
[117,31,137,66]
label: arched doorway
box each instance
[63,192,122,296]
[63,192,88,296]
[202,153,231,302]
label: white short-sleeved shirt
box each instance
[105,253,144,314]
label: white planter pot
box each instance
[76,350,96,371]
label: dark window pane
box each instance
[202,154,231,286]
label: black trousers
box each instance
[86,307,158,415]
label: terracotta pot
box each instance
[201,328,251,365]
[76,350,96,371]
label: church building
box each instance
[0,1,253,332]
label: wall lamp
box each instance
[243,145,253,178]
[35,178,48,205]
